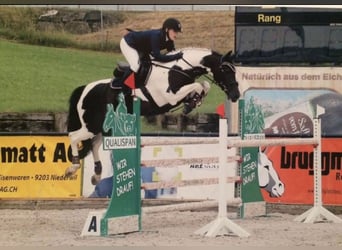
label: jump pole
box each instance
[294,110,342,223]
[142,136,318,147]
[194,104,341,238]
[234,104,340,223]
[234,103,340,223]
[194,118,250,238]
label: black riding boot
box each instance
[110,68,133,91]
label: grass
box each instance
[0,39,121,112]
[0,39,226,114]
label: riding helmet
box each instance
[162,18,182,32]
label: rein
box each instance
[151,58,215,84]
[181,57,215,83]
[151,61,194,80]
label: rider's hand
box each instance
[193,66,207,76]
[175,52,183,60]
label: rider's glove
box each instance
[192,66,207,76]
[174,52,183,60]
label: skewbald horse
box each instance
[65,47,241,185]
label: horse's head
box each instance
[201,50,240,102]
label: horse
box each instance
[65,47,240,185]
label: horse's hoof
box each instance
[65,165,80,177]
[91,174,101,185]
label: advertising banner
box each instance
[260,141,342,205]
[0,135,81,198]
[237,66,342,94]
[237,66,342,206]
[101,94,141,219]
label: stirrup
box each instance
[110,85,122,90]
[110,78,123,90]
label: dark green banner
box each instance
[239,99,264,217]
[100,93,141,235]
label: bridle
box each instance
[220,61,236,73]
[218,54,239,87]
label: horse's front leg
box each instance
[169,81,210,114]
[65,128,94,177]
[90,134,103,185]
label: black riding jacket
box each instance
[124,29,180,62]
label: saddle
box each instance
[113,61,151,88]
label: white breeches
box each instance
[120,38,140,73]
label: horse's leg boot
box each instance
[91,161,102,185]
[65,156,80,177]
[182,92,202,114]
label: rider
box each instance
[110,17,184,90]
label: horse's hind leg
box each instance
[90,134,103,185]
[65,128,94,177]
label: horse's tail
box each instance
[67,85,92,159]
[67,85,85,132]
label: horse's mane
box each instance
[177,47,213,54]
[172,47,223,58]
[177,47,212,52]
[163,47,212,55]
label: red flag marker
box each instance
[124,73,135,89]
